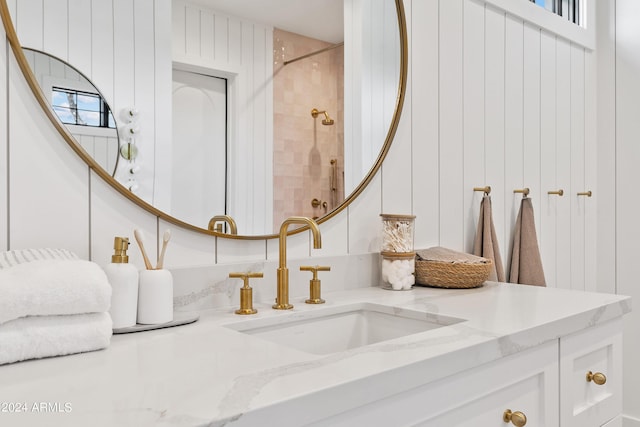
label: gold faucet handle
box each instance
[300,265,330,304]
[229,272,263,287]
[229,272,263,315]
[300,265,331,278]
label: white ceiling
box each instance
[185,0,345,44]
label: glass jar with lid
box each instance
[380,214,415,253]
[380,214,416,290]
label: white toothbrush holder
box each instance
[137,269,174,324]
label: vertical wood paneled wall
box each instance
[344,0,400,195]
[6,0,172,212]
[610,0,640,418]
[410,0,596,291]
[1,0,596,296]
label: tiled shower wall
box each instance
[272,28,345,230]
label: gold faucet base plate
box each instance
[305,298,325,304]
[272,303,294,310]
[235,308,257,315]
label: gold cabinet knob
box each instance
[503,409,527,426]
[229,272,263,315]
[300,265,330,304]
[586,371,607,385]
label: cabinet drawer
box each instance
[310,340,559,426]
[416,356,557,427]
[560,318,622,427]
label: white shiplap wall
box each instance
[409,0,595,291]
[2,0,596,282]
[610,0,640,419]
[4,0,171,265]
[344,0,400,196]
[7,0,172,212]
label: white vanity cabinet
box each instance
[311,340,560,426]
[413,340,560,426]
[560,318,623,427]
[309,319,623,427]
[0,285,627,427]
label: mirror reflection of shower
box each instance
[272,27,345,231]
[311,108,335,125]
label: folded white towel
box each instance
[0,248,79,269]
[0,312,112,365]
[0,259,112,325]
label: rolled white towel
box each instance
[0,313,112,365]
[0,259,112,325]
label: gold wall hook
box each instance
[578,191,593,197]
[548,189,564,196]
[473,186,491,195]
[514,188,530,196]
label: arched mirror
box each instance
[1,0,406,239]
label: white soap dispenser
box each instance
[105,237,139,329]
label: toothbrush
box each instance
[134,229,153,270]
[156,229,171,270]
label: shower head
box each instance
[311,108,334,126]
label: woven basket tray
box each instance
[415,247,491,289]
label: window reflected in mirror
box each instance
[51,87,115,129]
[23,48,120,177]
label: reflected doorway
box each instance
[171,69,227,228]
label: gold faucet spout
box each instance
[208,215,238,234]
[274,216,322,310]
[278,216,321,267]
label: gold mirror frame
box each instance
[0,0,407,240]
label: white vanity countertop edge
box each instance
[0,283,630,427]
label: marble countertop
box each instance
[0,283,630,427]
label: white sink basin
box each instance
[225,302,465,355]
